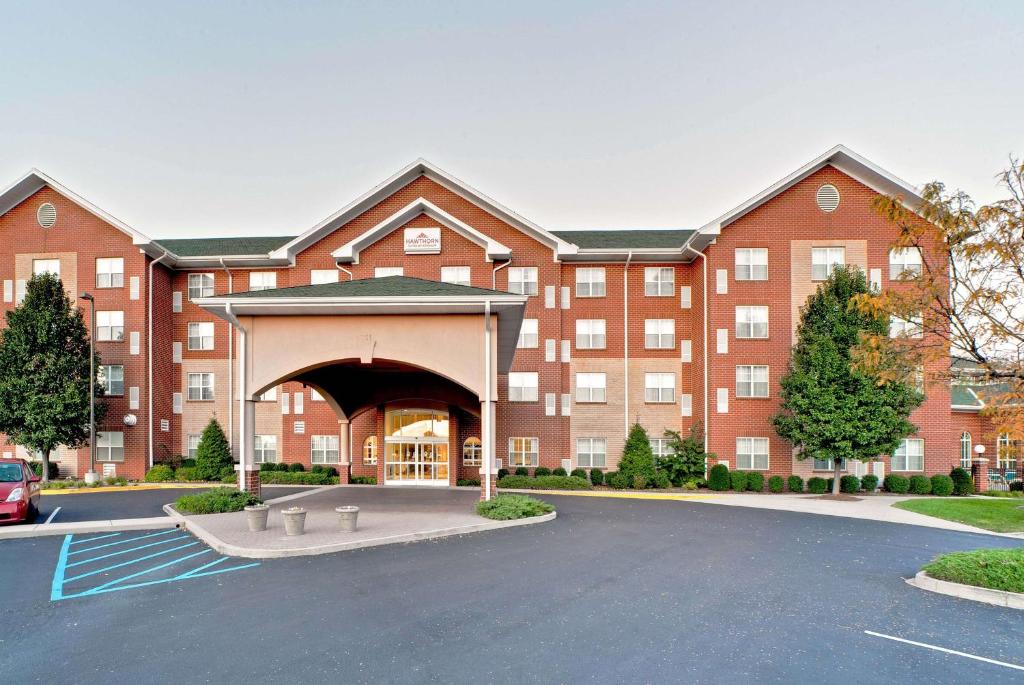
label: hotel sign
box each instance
[404,227,441,254]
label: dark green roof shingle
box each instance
[551,229,695,249]
[226,276,512,299]
[154,236,296,257]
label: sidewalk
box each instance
[0,516,178,539]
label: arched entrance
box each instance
[384,408,450,485]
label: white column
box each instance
[240,400,256,488]
[338,419,351,465]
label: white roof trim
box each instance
[697,144,925,236]
[271,158,577,261]
[331,197,512,264]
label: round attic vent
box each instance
[37,202,57,228]
[815,184,840,213]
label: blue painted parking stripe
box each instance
[66,534,190,568]
[179,561,261,579]
[83,549,213,594]
[59,561,261,599]
[68,532,121,546]
[50,535,72,601]
[64,541,201,583]
[68,529,177,555]
[178,556,229,577]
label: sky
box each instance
[1,1,1021,239]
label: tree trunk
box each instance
[832,459,841,495]
[41,448,51,483]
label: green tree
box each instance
[0,274,105,482]
[194,417,234,481]
[658,424,713,485]
[773,266,923,495]
[618,423,656,484]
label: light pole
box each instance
[80,292,98,484]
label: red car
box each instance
[0,458,42,525]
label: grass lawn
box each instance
[923,548,1024,593]
[893,498,1024,532]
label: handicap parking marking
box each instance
[51,530,260,601]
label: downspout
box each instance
[624,251,632,438]
[219,259,234,454]
[492,259,511,290]
[336,263,354,280]
[682,241,709,457]
[147,250,169,468]
[223,303,249,490]
[484,300,492,501]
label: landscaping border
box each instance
[907,571,1024,610]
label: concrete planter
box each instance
[245,504,269,532]
[335,505,359,532]
[282,507,307,536]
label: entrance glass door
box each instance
[385,442,449,484]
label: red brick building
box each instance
[0,147,998,487]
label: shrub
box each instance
[497,468,510,480]
[685,477,706,489]
[682,480,699,491]
[194,417,234,482]
[30,461,60,480]
[861,474,879,492]
[950,467,974,496]
[930,474,954,496]
[288,463,305,472]
[840,475,860,494]
[497,475,592,491]
[175,487,261,514]
[180,458,197,468]
[514,467,529,477]
[652,471,672,489]
[457,478,481,487]
[1011,481,1024,493]
[532,467,550,477]
[746,472,765,492]
[552,467,568,477]
[657,424,713,486]
[259,462,278,472]
[787,475,804,493]
[826,478,835,493]
[350,476,377,485]
[768,475,784,493]
[884,474,910,494]
[104,476,128,486]
[606,471,629,489]
[708,463,730,491]
[144,465,176,482]
[590,468,604,486]
[476,494,553,520]
[571,468,588,480]
[259,471,333,485]
[174,466,199,482]
[908,474,932,495]
[619,423,657,484]
[807,477,827,494]
[730,470,748,492]
[311,465,338,477]
[221,472,237,484]
[632,474,648,490]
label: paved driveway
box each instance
[1,494,1022,683]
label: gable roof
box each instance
[552,229,695,249]
[222,275,512,299]
[153,235,295,257]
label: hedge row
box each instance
[496,475,592,490]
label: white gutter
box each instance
[222,303,249,490]
[483,300,492,501]
[336,263,354,280]
[492,259,511,290]
[624,251,632,438]
[219,259,234,453]
[682,241,709,457]
[147,250,169,468]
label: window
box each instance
[363,436,378,465]
[33,259,60,276]
[960,432,973,469]
[98,365,124,396]
[258,387,278,401]
[249,272,277,291]
[997,434,1020,470]
[813,457,847,471]
[735,248,768,281]
[645,319,675,349]
[96,311,125,341]
[187,434,201,459]
[811,247,845,281]
[311,435,339,464]
[508,267,538,295]
[576,319,606,350]
[508,437,539,467]
[517,319,538,348]
[735,306,769,339]
[576,268,606,297]
[736,437,769,470]
[645,373,675,403]
[645,267,674,296]
[440,266,471,286]
[650,438,671,459]
[463,437,482,466]
[889,247,922,280]
[576,438,607,468]
[310,270,338,285]
[735,365,769,398]
[575,373,607,403]
[508,372,539,402]
[889,314,923,339]
[187,372,214,401]
[96,431,124,462]
[893,438,924,471]
[187,322,215,350]
[374,266,404,278]
[254,435,277,463]
[96,258,124,288]
[188,273,214,299]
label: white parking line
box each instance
[44,507,61,524]
[864,630,1024,672]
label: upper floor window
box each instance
[644,319,675,349]
[98,365,124,396]
[889,247,923,280]
[96,258,124,288]
[374,267,404,278]
[576,268,606,297]
[735,306,769,339]
[33,259,60,277]
[645,267,674,296]
[249,272,277,291]
[576,319,606,350]
[188,273,214,299]
[644,372,675,403]
[187,372,214,401]
[310,270,338,285]
[811,247,845,281]
[507,372,539,402]
[440,266,471,286]
[893,438,924,471]
[735,248,768,281]
[889,314,923,339]
[517,319,538,349]
[736,365,769,398]
[575,372,607,403]
[188,322,215,350]
[508,267,538,296]
[96,311,124,342]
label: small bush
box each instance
[476,494,553,520]
[884,474,910,494]
[571,468,588,480]
[514,467,529,477]
[175,487,261,514]
[631,474,648,489]
[497,475,592,491]
[950,467,974,496]
[221,473,237,484]
[350,476,377,485]
[144,465,176,482]
[534,467,552,478]
[807,477,827,494]
[746,472,765,492]
[930,474,954,496]
[259,471,333,485]
[684,477,706,489]
[30,462,61,480]
[457,478,481,487]
[497,468,510,480]
[181,458,197,468]
[607,471,629,489]
[861,474,879,492]
[708,463,730,491]
[590,468,605,486]
[259,462,277,472]
[194,417,233,482]
[682,480,699,491]
[908,474,931,495]
[652,471,672,489]
[552,467,568,477]
[1011,481,1024,493]
[174,466,199,482]
[105,476,128,486]
[288,463,305,472]
[730,471,748,492]
[311,465,338,477]
[840,475,860,494]
[787,475,803,493]
[768,475,784,493]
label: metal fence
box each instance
[988,465,1020,492]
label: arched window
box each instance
[960,432,972,469]
[463,437,482,466]
[363,436,378,465]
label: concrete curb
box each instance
[40,483,217,495]
[0,516,179,539]
[906,571,1024,610]
[262,485,336,505]
[501,489,715,501]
